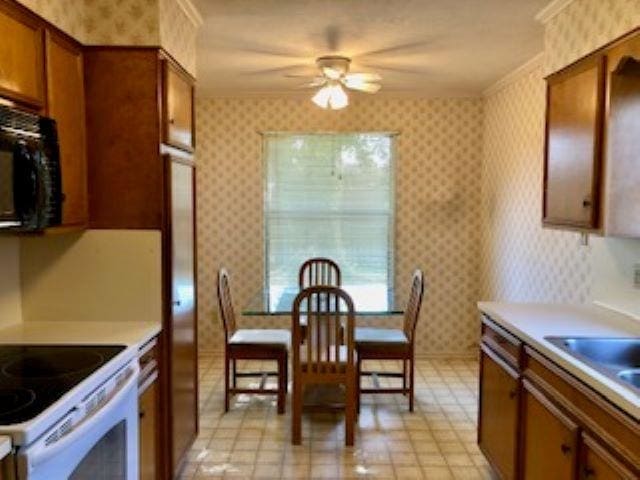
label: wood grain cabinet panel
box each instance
[521,379,579,480]
[139,379,159,480]
[163,61,194,152]
[580,434,636,480]
[166,156,198,475]
[478,344,519,480]
[603,32,640,238]
[0,2,44,107]
[543,55,605,230]
[45,31,87,227]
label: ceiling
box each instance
[194,0,549,98]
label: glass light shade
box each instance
[312,83,349,110]
[328,84,348,109]
[312,86,331,108]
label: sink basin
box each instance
[618,369,640,389]
[545,336,640,393]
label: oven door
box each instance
[17,367,139,480]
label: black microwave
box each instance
[0,105,62,231]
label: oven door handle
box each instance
[26,363,139,471]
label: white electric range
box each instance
[0,344,139,480]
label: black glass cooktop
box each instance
[0,345,125,425]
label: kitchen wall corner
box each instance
[0,238,22,327]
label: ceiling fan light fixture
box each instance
[328,83,348,109]
[311,86,331,108]
[312,83,349,110]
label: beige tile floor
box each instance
[180,353,494,479]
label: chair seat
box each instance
[229,329,290,349]
[355,327,408,345]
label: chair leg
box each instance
[232,358,237,389]
[277,353,286,414]
[356,355,361,414]
[402,359,407,395]
[292,377,302,445]
[409,357,415,412]
[345,376,355,446]
[224,354,230,413]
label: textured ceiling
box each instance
[194,0,549,98]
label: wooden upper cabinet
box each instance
[163,60,194,152]
[580,433,636,480]
[543,54,605,230]
[478,345,519,480]
[0,2,45,108]
[603,32,640,238]
[521,380,579,479]
[84,48,164,229]
[45,31,87,227]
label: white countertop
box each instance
[0,435,10,461]
[0,321,161,350]
[477,302,640,419]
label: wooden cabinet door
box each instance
[139,378,159,480]
[0,3,44,107]
[543,55,605,229]
[603,32,640,238]
[166,156,198,475]
[521,380,579,479]
[45,31,87,227]
[163,62,194,152]
[478,344,520,480]
[580,434,636,480]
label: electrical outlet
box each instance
[634,264,640,289]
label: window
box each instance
[264,133,395,306]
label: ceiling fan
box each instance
[298,56,382,110]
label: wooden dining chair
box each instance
[291,286,356,446]
[217,269,290,414]
[355,269,425,412]
[298,257,341,288]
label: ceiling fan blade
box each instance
[359,63,429,75]
[345,82,381,94]
[240,64,313,76]
[357,41,432,57]
[293,77,327,88]
[344,72,382,83]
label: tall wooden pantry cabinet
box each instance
[84,47,198,479]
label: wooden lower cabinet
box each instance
[580,434,636,480]
[521,380,579,479]
[477,316,639,480]
[139,378,159,480]
[478,344,519,479]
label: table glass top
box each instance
[243,284,404,316]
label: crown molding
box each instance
[483,52,544,96]
[535,0,576,24]
[176,0,203,28]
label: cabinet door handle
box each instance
[560,443,572,455]
[583,467,595,478]
[508,389,517,399]
[582,198,592,208]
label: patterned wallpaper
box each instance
[196,97,484,356]
[480,0,640,304]
[15,0,197,75]
[159,0,198,75]
[17,0,85,40]
[544,0,640,73]
[84,0,160,46]
[480,62,593,303]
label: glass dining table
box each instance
[242,285,405,316]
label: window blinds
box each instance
[264,133,394,295]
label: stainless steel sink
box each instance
[545,337,640,394]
